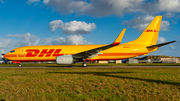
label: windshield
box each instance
[10,50,15,53]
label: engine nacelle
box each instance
[56,55,74,65]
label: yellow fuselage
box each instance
[4,43,158,62]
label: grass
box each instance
[0,67,180,100]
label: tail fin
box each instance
[125,16,162,46]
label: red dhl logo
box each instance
[25,49,63,57]
[144,29,158,32]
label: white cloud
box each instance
[40,38,53,45]
[0,0,4,3]
[0,38,12,49]
[43,0,91,14]
[49,20,63,32]
[157,37,167,43]
[164,12,175,18]
[43,0,143,16]
[6,33,40,47]
[49,20,96,34]
[172,20,178,24]
[0,33,40,53]
[51,35,92,45]
[43,0,49,4]
[122,15,170,32]
[132,23,149,32]
[26,0,40,5]
[170,45,175,49]
[160,21,170,31]
[139,0,180,14]
[156,0,180,12]
[40,0,180,17]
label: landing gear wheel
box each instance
[82,62,87,67]
[19,64,22,67]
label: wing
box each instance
[73,29,126,59]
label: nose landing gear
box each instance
[12,61,22,67]
[18,64,22,67]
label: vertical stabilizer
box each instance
[125,16,162,46]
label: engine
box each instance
[56,55,74,65]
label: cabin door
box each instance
[19,48,25,57]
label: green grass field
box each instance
[0,67,180,100]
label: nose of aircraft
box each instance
[3,53,17,59]
[3,53,9,59]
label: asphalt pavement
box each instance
[0,66,180,68]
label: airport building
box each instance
[98,60,122,64]
[137,55,180,63]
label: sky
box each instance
[0,0,180,57]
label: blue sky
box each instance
[0,0,180,56]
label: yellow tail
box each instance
[125,16,162,46]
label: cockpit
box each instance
[10,50,15,53]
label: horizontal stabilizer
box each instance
[147,40,177,48]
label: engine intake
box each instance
[56,55,74,65]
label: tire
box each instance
[19,64,22,67]
[82,62,87,67]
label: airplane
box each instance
[2,16,176,67]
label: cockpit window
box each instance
[10,50,15,53]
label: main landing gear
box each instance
[12,61,22,67]
[82,62,87,67]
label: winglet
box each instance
[111,28,126,46]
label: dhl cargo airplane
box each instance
[2,16,176,67]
